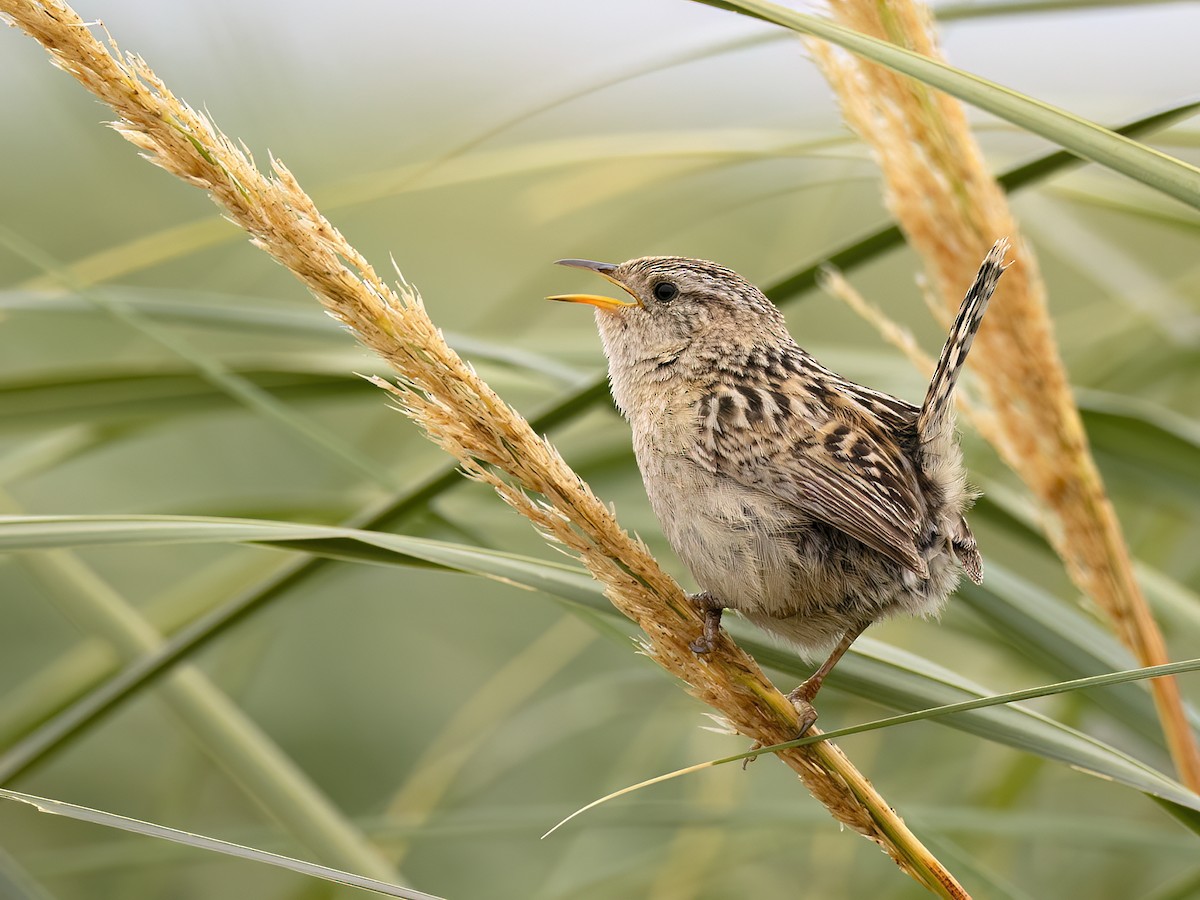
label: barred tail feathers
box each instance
[917,239,1010,442]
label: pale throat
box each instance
[594,310,719,433]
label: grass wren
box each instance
[550,241,1009,732]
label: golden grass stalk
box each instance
[807,0,1200,789]
[1,1,967,895]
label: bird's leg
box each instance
[688,592,724,654]
[786,621,869,734]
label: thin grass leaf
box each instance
[0,290,586,384]
[0,844,56,900]
[693,0,1200,208]
[750,635,1200,810]
[0,376,611,781]
[2,513,1198,818]
[1079,388,1200,502]
[0,790,442,900]
[761,96,1200,304]
[937,0,1198,19]
[1143,865,1200,900]
[22,128,810,293]
[0,369,363,431]
[1051,182,1200,230]
[960,556,1198,739]
[0,227,405,490]
[546,657,1200,838]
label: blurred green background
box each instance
[1,1,1198,897]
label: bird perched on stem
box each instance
[550,241,1009,734]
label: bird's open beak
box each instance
[547,259,640,310]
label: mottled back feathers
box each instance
[691,346,933,578]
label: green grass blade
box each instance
[559,656,1200,841]
[763,657,1200,756]
[2,513,1198,815]
[693,0,1200,209]
[0,843,56,900]
[0,377,610,780]
[0,227,405,490]
[743,635,1200,812]
[0,790,442,900]
[762,96,1200,305]
[959,562,1185,740]
[937,0,1198,20]
[0,495,402,882]
[0,289,586,385]
[0,369,363,431]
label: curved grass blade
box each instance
[0,790,442,900]
[761,96,1200,305]
[0,227,403,491]
[5,97,1188,442]
[0,369,364,432]
[937,0,1197,19]
[1079,388,1200,502]
[545,657,1200,839]
[745,631,1200,809]
[0,290,587,385]
[0,377,610,780]
[964,567,1187,737]
[0,844,55,900]
[22,129,804,293]
[694,0,1200,209]
[2,514,1199,817]
[20,26,786,292]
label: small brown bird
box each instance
[550,241,1009,732]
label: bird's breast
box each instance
[633,442,805,613]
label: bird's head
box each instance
[549,256,787,370]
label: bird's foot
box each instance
[785,684,820,738]
[787,675,821,707]
[688,593,724,655]
[781,623,866,737]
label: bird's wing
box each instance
[690,373,930,578]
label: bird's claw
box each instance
[688,593,724,656]
[785,688,819,738]
[742,741,763,770]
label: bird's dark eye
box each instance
[653,281,678,303]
